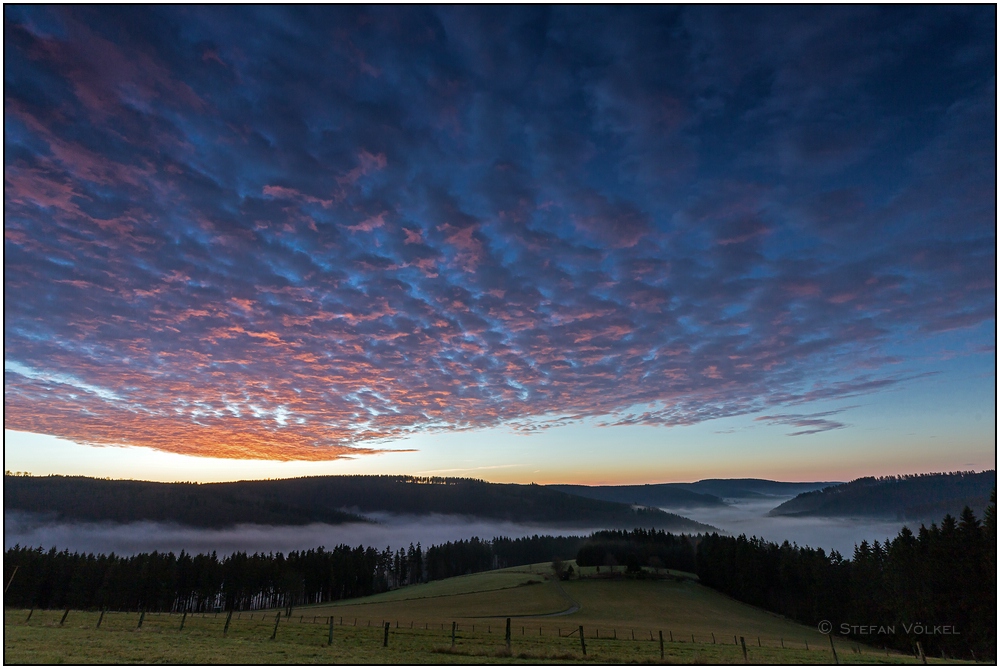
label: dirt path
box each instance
[507,579,580,618]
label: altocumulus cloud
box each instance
[754,408,856,437]
[3,6,995,460]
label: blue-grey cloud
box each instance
[3,6,995,459]
[755,407,857,436]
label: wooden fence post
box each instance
[828,633,839,664]
[383,621,390,647]
[270,612,280,640]
[579,626,586,656]
[137,611,145,629]
[659,631,664,659]
[740,636,748,662]
[97,609,105,628]
[223,610,233,636]
[506,617,511,649]
[179,610,187,631]
[25,609,33,623]
[60,609,70,626]
[916,641,927,665]
[5,566,19,594]
[451,621,456,647]
[758,636,761,647]
[328,616,334,646]
[712,632,716,644]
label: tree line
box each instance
[423,535,585,580]
[696,502,996,660]
[3,534,582,613]
[2,543,428,613]
[575,528,697,574]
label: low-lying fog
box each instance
[670,498,909,556]
[4,511,599,556]
[6,501,909,558]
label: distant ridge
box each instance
[3,474,716,532]
[548,483,727,508]
[549,479,840,508]
[768,470,996,521]
[673,478,841,500]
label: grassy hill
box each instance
[4,563,945,664]
[3,474,714,531]
[307,562,839,644]
[769,471,996,521]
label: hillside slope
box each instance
[769,470,995,521]
[3,474,715,531]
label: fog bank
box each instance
[4,511,598,556]
[670,499,908,555]
[5,500,910,558]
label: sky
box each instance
[4,6,996,485]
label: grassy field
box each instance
[4,563,970,664]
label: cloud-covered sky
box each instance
[4,7,995,474]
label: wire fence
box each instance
[6,607,917,663]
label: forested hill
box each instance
[769,471,996,521]
[3,475,367,528]
[548,479,841,508]
[548,483,726,508]
[675,478,840,499]
[3,474,715,531]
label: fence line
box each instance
[6,607,920,663]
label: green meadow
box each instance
[3,563,964,664]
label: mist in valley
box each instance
[4,510,600,557]
[6,499,908,559]
[671,498,909,556]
